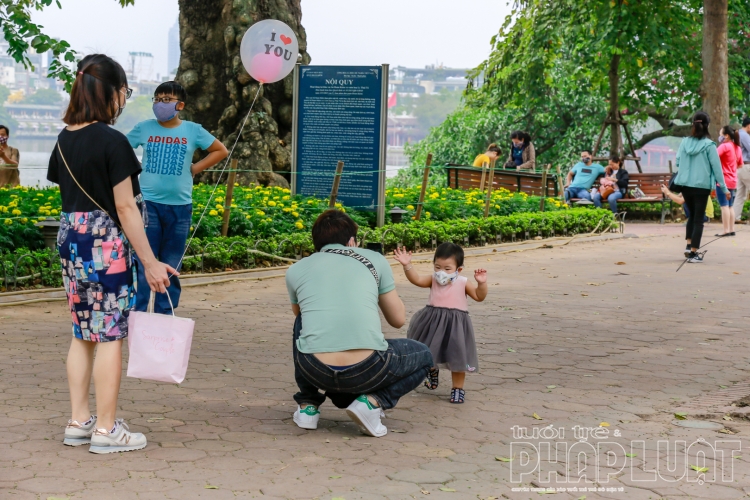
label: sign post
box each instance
[291,64,389,226]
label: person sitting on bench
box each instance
[564,150,606,204]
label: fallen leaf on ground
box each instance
[439,487,456,492]
[507,348,515,352]
[532,412,543,420]
[674,412,687,420]
[204,485,219,489]
[615,262,626,265]
[625,453,636,458]
[690,465,709,473]
[495,456,513,462]
[587,282,604,286]
[733,271,740,275]
[581,293,588,296]
[546,385,557,389]
[733,455,742,459]
[391,429,407,433]
[577,496,587,500]
[342,437,350,440]
[329,475,341,479]
[421,489,431,495]
[720,385,728,389]
[47,498,70,500]
[723,415,733,421]
[719,428,735,434]
[599,422,610,427]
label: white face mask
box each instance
[434,270,459,286]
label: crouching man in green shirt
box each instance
[285,209,433,437]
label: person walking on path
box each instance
[592,154,629,213]
[0,125,20,187]
[127,81,227,315]
[672,111,729,263]
[394,242,488,404]
[732,117,750,224]
[47,54,175,454]
[285,209,433,437]
[715,125,743,236]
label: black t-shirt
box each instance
[48,122,141,226]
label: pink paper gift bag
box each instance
[127,292,195,384]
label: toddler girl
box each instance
[394,242,487,404]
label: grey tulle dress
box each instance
[407,275,479,373]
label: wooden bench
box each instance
[569,172,673,224]
[445,164,559,197]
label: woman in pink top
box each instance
[394,242,488,404]
[716,125,743,236]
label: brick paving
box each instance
[1,227,750,499]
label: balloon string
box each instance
[169,84,264,278]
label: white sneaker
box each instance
[293,405,320,430]
[346,395,387,437]
[89,419,147,454]
[63,415,97,446]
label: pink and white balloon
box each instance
[240,19,299,84]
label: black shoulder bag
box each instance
[323,248,380,287]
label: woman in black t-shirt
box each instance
[47,54,175,454]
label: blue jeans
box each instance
[565,187,592,203]
[135,201,192,314]
[716,188,736,207]
[292,315,433,410]
[592,189,624,212]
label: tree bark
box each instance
[701,0,729,140]
[176,0,310,187]
[608,53,622,156]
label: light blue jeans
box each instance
[565,187,592,204]
[592,189,624,213]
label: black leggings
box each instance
[682,186,711,249]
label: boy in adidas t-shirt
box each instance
[127,81,228,314]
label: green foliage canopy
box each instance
[408,0,750,170]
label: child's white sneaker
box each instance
[89,419,147,454]
[293,405,320,430]
[63,415,97,446]
[346,395,387,437]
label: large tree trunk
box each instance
[608,54,622,156]
[175,0,310,187]
[701,0,729,140]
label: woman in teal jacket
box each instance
[674,111,729,263]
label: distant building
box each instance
[168,18,180,76]
[0,41,52,93]
[5,103,64,137]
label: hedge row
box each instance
[1,208,614,290]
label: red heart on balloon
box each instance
[280,34,292,45]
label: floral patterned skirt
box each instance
[57,210,137,342]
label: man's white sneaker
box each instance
[89,419,147,454]
[346,395,387,437]
[293,405,320,430]
[63,416,97,446]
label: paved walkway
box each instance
[1,227,750,499]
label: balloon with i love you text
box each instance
[240,19,299,84]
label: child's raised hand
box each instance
[474,268,488,284]
[393,246,412,266]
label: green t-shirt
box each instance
[285,244,395,354]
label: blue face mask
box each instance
[153,101,178,122]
